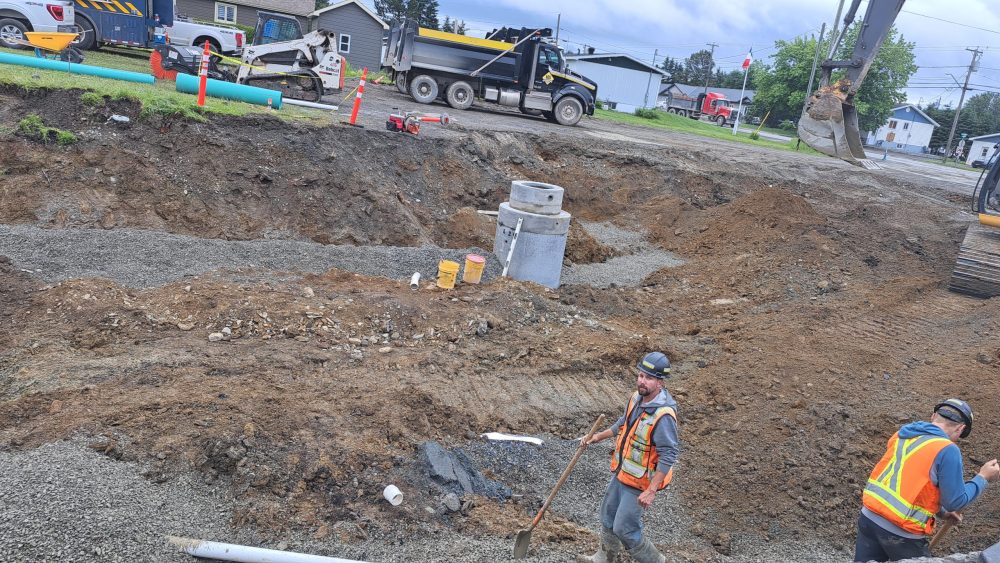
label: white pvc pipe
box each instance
[281,98,340,111]
[167,536,369,563]
[409,272,421,289]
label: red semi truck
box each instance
[659,91,740,127]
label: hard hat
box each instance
[636,352,671,379]
[934,399,974,439]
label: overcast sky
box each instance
[366,0,1000,108]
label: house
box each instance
[658,82,755,110]
[563,53,667,113]
[965,133,1000,166]
[308,0,388,72]
[174,0,313,33]
[865,105,940,154]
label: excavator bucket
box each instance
[798,81,879,169]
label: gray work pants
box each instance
[598,477,645,549]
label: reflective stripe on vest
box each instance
[862,432,951,535]
[611,392,677,491]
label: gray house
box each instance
[308,0,388,73]
[658,82,754,109]
[563,53,666,113]
[173,0,312,33]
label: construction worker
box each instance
[577,352,679,563]
[854,399,1000,562]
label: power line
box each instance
[900,9,1000,35]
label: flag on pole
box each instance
[742,47,753,70]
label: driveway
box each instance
[864,150,986,195]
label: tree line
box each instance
[373,0,467,35]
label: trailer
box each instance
[70,0,242,53]
[659,91,739,127]
[383,20,597,126]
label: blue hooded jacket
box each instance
[862,421,988,538]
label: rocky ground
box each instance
[0,81,997,562]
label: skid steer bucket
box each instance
[799,81,877,169]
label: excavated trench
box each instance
[0,87,998,561]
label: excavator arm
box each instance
[798,0,906,167]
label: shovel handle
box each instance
[529,413,606,530]
[929,519,954,549]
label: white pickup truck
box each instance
[0,0,76,49]
[166,16,244,54]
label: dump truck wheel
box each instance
[410,75,438,104]
[445,81,474,110]
[553,96,583,126]
[0,19,28,50]
[73,17,97,51]
[716,115,727,127]
[666,108,677,114]
[395,73,407,94]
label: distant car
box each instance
[972,160,988,169]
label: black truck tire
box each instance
[395,72,407,94]
[410,75,439,104]
[0,18,28,49]
[445,81,474,110]
[716,115,727,127]
[553,96,584,126]
[73,17,97,51]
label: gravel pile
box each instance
[562,221,684,288]
[0,225,501,289]
[0,439,235,562]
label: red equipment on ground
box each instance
[385,110,450,135]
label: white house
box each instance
[564,53,667,113]
[865,105,940,154]
[965,133,1000,166]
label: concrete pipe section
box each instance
[494,180,571,288]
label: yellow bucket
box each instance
[463,254,486,284]
[437,259,460,289]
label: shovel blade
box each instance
[798,89,868,166]
[512,528,532,559]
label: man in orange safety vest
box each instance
[855,399,1000,561]
[577,352,679,563]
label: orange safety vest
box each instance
[862,431,953,536]
[611,392,677,491]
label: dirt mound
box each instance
[689,187,825,252]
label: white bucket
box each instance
[383,484,403,506]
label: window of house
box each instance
[896,143,903,148]
[214,2,236,23]
[604,101,617,110]
[339,34,351,53]
[903,122,909,130]
[984,147,990,157]
[888,120,898,129]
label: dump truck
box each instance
[660,90,739,127]
[382,20,597,126]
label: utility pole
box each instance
[826,0,847,61]
[555,13,560,45]
[702,42,718,97]
[942,47,982,163]
[644,48,658,109]
[801,22,827,119]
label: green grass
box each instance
[0,45,335,123]
[17,114,77,144]
[594,108,823,155]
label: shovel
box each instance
[929,517,957,550]
[512,413,605,559]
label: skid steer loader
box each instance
[153,11,344,102]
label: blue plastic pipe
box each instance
[0,52,154,84]
[175,73,283,109]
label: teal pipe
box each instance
[0,52,154,84]
[175,73,283,109]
